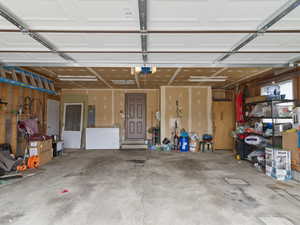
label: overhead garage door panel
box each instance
[0,52,67,63]
[223,53,300,64]
[68,53,143,63]
[148,0,287,30]
[241,34,300,51]
[0,0,139,30]
[148,33,246,51]
[41,33,141,51]
[147,53,220,64]
[0,33,48,51]
[272,7,300,30]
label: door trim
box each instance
[62,103,84,149]
[125,93,147,141]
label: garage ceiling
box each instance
[0,0,300,89]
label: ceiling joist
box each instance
[224,68,273,88]
[168,68,182,85]
[86,67,112,89]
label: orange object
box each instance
[17,164,27,171]
[27,156,40,169]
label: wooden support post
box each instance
[0,67,6,78]
[10,86,19,154]
[12,70,18,81]
[0,83,7,144]
[29,74,37,86]
[49,82,55,92]
[43,80,50,90]
[37,78,44,89]
[21,72,28,84]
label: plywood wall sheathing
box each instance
[160,86,212,140]
[61,89,160,142]
[0,82,52,155]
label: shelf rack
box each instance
[245,99,295,148]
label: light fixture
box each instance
[112,80,135,85]
[188,79,226,82]
[188,75,227,82]
[190,76,227,79]
[57,75,96,79]
[59,78,98,81]
[57,75,98,81]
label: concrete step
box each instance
[122,140,146,145]
[121,144,147,150]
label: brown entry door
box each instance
[125,93,146,140]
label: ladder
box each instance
[0,66,56,95]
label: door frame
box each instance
[125,93,147,140]
[62,103,84,148]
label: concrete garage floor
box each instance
[1,150,300,225]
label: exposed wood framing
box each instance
[274,67,297,76]
[40,67,84,89]
[10,86,19,154]
[135,73,141,89]
[168,67,182,85]
[210,67,228,77]
[224,68,273,88]
[86,67,112,89]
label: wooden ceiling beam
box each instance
[224,68,273,88]
[39,67,85,89]
[210,67,228,77]
[135,73,141,88]
[168,68,182,85]
[86,67,112,89]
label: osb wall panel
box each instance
[161,86,212,140]
[88,90,113,127]
[61,89,160,141]
[0,83,50,154]
[163,87,189,139]
[191,87,212,135]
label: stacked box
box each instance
[29,139,53,166]
[265,147,274,177]
[272,149,292,181]
[282,132,300,171]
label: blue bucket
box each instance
[179,136,189,152]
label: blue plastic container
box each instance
[179,136,189,152]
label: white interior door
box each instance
[62,103,83,149]
[47,99,60,136]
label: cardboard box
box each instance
[245,96,268,104]
[29,139,52,150]
[29,139,53,166]
[282,132,300,171]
